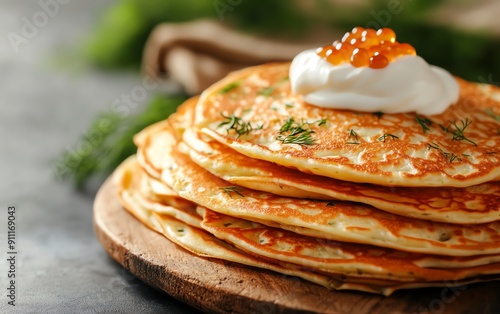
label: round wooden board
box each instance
[94,178,500,314]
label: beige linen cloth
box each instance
[142,19,334,95]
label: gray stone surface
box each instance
[0,1,198,313]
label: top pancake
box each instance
[193,63,500,187]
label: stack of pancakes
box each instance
[113,63,500,296]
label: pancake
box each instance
[112,155,391,294]
[112,61,500,296]
[135,100,499,225]
[199,207,500,281]
[134,96,198,179]
[193,63,500,187]
[181,126,500,224]
[158,129,500,256]
[114,155,202,228]
[113,155,500,296]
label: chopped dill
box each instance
[427,142,468,163]
[441,118,477,146]
[315,118,327,126]
[276,117,326,146]
[416,115,433,133]
[346,129,360,145]
[277,130,315,145]
[486,108,500,121]
[257,86,275,97]
[218,113,262,138]
[220,186,244,198]
[378,133,399,142]
[218,81,241,94]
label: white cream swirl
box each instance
[290,49,459,115]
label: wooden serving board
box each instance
[94,178,500,314]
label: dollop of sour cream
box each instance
[290,49,459,115]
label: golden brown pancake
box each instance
[181,126,500,224]
[193,63,500,187]
[199,207,500,281]
[135,100,499,225]
[134,96,198,179]
[114,155,202,228]
[112,62,500,296]
[113,155,500,296]
[157,130,500,256]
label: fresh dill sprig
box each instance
[276,117,326,146]
[441,118,477,146]
[378,133,399,142]
[218,81,241,94]
[427,142,469,163]
[257,86,275,97]
[278,131,315,145]
[416,115,433,133]
[346,129,360,145]
[220,186,244,198]
[218,113,262,138]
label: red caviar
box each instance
[316,27,416,69]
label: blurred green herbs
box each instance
[57,94,187,188]
[86,0,310,69]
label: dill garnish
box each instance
[416,115,433,133]
[346,129,360,145]
[316,118,327,126]
[278,131,315,145]
[257,86,275,97]
[441,118,477,146]
[276,117,326,146]
[378,133,399,142]
[218,113,262,138]
[427,142,468,163]
[218,81,241,94]
[486,108,500,121]
[220,186,244,198]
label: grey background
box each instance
[0,1,199,313]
